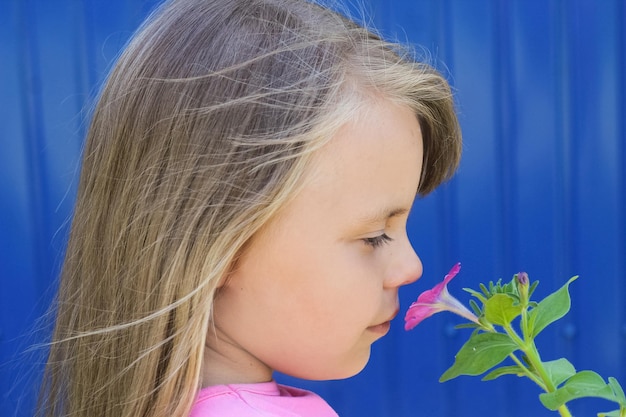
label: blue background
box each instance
[1,0,624,416]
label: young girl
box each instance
[38,0,461,416]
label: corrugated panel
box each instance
[0,1,162,414]
[1,1,624,416]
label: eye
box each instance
[362,233,393,248]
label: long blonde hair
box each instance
[38,0,462,416]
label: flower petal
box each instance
[404,302,439,330]
[415,262,461,304]
[404,262,479,331]
[442,262,461,285]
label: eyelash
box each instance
[362,233,393,249]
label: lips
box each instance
[367,321,391,334]
[369,306,400,331]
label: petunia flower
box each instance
[404,262,480,331]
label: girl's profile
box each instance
[37,0,462,416]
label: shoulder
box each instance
[189,381,338,417]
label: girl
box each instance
[38,0,461,416]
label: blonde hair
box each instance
[38,0,461,416]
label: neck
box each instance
[200,323,273,387]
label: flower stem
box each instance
[557,405,572,417]
[521,342,574,417]
[506,352,546,389]
[505,309,575,417]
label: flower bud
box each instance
[516,272,529,286]
[516,272,529,303]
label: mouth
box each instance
[367,321,391,334]
[367,307,400,335]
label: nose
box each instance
[384,238,423,289]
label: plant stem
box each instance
[557,405,572,417]
[507,309,576,417]
[506,352,545,389]
[523,342,574,417]
[502,323,525,348]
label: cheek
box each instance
[241,223,386,332]
[264,246,375,317]
[301,250,383,324]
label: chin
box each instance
[285,354,372,381]
[320,352,372,381]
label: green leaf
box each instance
[439,332,517,382]
[504,278,518,296]
[478,316,492,328]
[539,371,617,410]
[484,293,522,326]
[597,410,622,417]
[482,365,526,381]
[543,358,576,387]
[455,323,480,330]
[608,377,626,405]
[464,287,488,304]
[528,280,539,298]
[528,276,578,338]
[469,299,482,316]
[480,283,490,297]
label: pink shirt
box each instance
[189,381,339,417]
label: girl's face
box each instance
[204,100,424,385]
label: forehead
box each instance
[298,100,424,223]
[308,101,422,183]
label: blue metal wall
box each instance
[1,0,624,416]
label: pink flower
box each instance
[404,263,480,331]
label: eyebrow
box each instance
[356,207,409,226]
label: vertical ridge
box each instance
[492,0,517,277]
[617,0,626,378]
[17,0,49,296]
[553,0,578,366]
[434,1,459,416]
[492,1,516,415]
[72,0,96,143]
